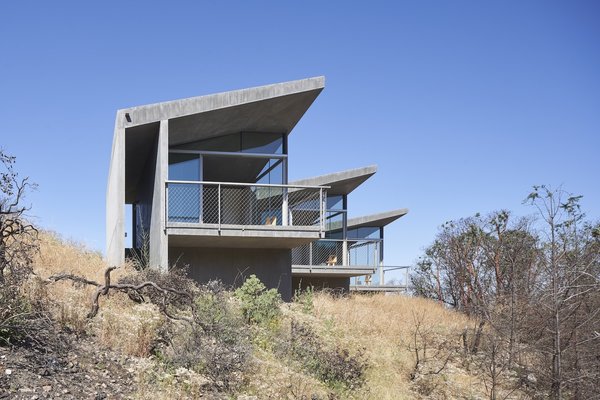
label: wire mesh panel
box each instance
[288,188,324,226]
[167,182,325,229]
[168,183,201,223]
[291,243,311,265]
[348,240,380,267]
[311,240,343,266]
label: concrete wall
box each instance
[106,118,125,267]
[149,121,168,271]
[169,246,292,301]
[292,276,350,293]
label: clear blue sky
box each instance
[1,1,599,279]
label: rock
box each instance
[4,369,11,375]
[43,385,52,392]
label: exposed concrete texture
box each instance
[116,76,325,135]
[170,247,293,301]
[168,231,319,249]
[292,276,350,293]
[347,208,409,229]
[106,118,125,267]
[291,265,375,278]
[149,121,168,271]
[290,165,378,196]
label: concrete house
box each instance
[106,77,407,300]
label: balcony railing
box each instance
[166,180,327,230]
[291,238,381,267]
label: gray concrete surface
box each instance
[170,246,293,301]
[347,208,409,229]
[149,121,168,271]
[290,165,378,196]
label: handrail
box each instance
[166,180,330,190]
[165,180,327,229]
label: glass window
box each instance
[201,155,283,184]
[173,133,241,152]
[347,227,381,240]
[242,132,283,154]
[326,195,344,210]
[169,153,200,180]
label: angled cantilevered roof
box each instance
[289,165,377,196]
[121,77,325,202]
[346,209,409,229]
[118,76,325,146]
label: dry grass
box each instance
[311,293,478,399]
[28,233,524,398]
[31,231,163,357]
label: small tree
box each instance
[234,274,281,325]
[0,149,39,344]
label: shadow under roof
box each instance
[289,165,377,196]
[347,209,409,229]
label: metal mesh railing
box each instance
[166,181,326,228]
[348,239,381,267]
[291,239,381,267]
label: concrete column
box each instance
[149,120,169,271]
[106,118,125,267]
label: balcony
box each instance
[165,181,327,248]
[291,238,380,277]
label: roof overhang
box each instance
[347,208,409,229]
[121,77,325,202]
[119,76,324,144]
[290,165,377,196]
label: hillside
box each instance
[1,232,527,399]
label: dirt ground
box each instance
[0,331,136,400]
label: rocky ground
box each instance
[0,331,136,400]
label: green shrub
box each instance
[234,274,281,325]
[293,284,315,314]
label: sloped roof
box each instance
[290,166,377,196]
[117,77,325,147]
[347,209,409,229]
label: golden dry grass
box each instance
[31,231,162,357]
[311,293,480,400]
[29,232,521,399]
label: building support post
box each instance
[106,119,125,267]
[150,120,169,272]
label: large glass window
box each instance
[171,132,284,155]
[347,227,381,240]
[326,195,344,211]
[241,132,283,154]
[200,155,283,184]
[169,153,200,180]
[168,154,201,222]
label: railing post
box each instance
[309,242,313,265]
[319,188,324,232]
[165,182,169,228]
[282,187,289,226]
[218,183,221,231]
[343,239,348,266]
[379,242,385,286]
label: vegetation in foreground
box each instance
[2,150,597,399]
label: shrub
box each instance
[0,286,31,345]
[160,280,250,392]
[234,274,281,325]
[293,284,315,314]
[287,320,368,390]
